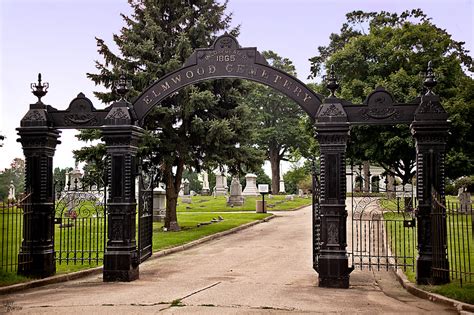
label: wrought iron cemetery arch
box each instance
[18,34,449,288]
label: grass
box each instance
[177,195,311,212]
[380,198,474,304]
[151,212,270,251]
[1,205,272,286]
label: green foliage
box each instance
[0,158,25,200]
[182,169,202,193]
[309,9,474,180]
[243,51,313,193]
[254,167,271,187]
[283,163,311,194]
[79,0,265,230]
[454,176,474,193]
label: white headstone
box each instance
[153,186,166,222]
[201,171,210,195]
[242,173,259,196]
[227,176,244,206]
[8,180,15,200]
[214,172,228,196]
[279,178,286,193]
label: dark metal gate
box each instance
[53,171,107,265]
[349,163,417,271]
[137,167,153,263]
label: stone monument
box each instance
[458,188,472,213]
[8,180,16,201]
[66,161,83,190]
[181,179,192,204]
[227,176,244,206]
[201,171,210,195]
[153,185,166,222]
[214,171,228,196]
[242,173,259,196]
[279,177,286,194]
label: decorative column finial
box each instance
[30,73,49,103]
[423,61,437,95]
[114,71,132,100]
[326,64,339,97]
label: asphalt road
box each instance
[0,205,456,314]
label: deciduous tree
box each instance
[309,9,474,182]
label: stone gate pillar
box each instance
[314,88,352,288]
[102,98,144,282]
[17,75,61,278]
[410,63,450,285]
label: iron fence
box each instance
[433,191,473,285]
[0,193,31,272]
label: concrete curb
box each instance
[393,268,474,313]
[0,214,276,296]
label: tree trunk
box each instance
[363,161,370,193]
[386,174,395,199]
[163,160,184,232]
[269,148,280,194]
[165,181,180,231]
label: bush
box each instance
[454,176,474,193]
[445,183,457,196]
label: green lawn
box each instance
[177,195,311,212]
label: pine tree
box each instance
[76,0,264,231]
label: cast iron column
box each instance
[410,62,450,285]
[102,74,143,281]
[17,74,61,278]
[314,71,352,288]
[102,124,143,281]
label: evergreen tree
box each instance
[76,0,263,231]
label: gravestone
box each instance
[67,161,83,190]
[279,177,286,194]
[214,172,228,196]
[8,180,16,201]
[153,186,166,222]
[183,179,190,195]
[298,189,304,197]
[242,173,259,196]
[181,179,192,204]
[458,188,472,213]
[227,176,244,206]
[201,171,210,195]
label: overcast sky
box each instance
[0,0,472,174]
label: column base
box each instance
[317,255,352,289]
[416,255,432,285]
[103,251,139,282]
[17,250,56,279]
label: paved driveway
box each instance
[0,206,455,314]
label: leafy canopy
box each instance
[309,9,474,180]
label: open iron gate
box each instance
[53,166,107,266]
[348,163,417,271]
[137,166,154,263]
